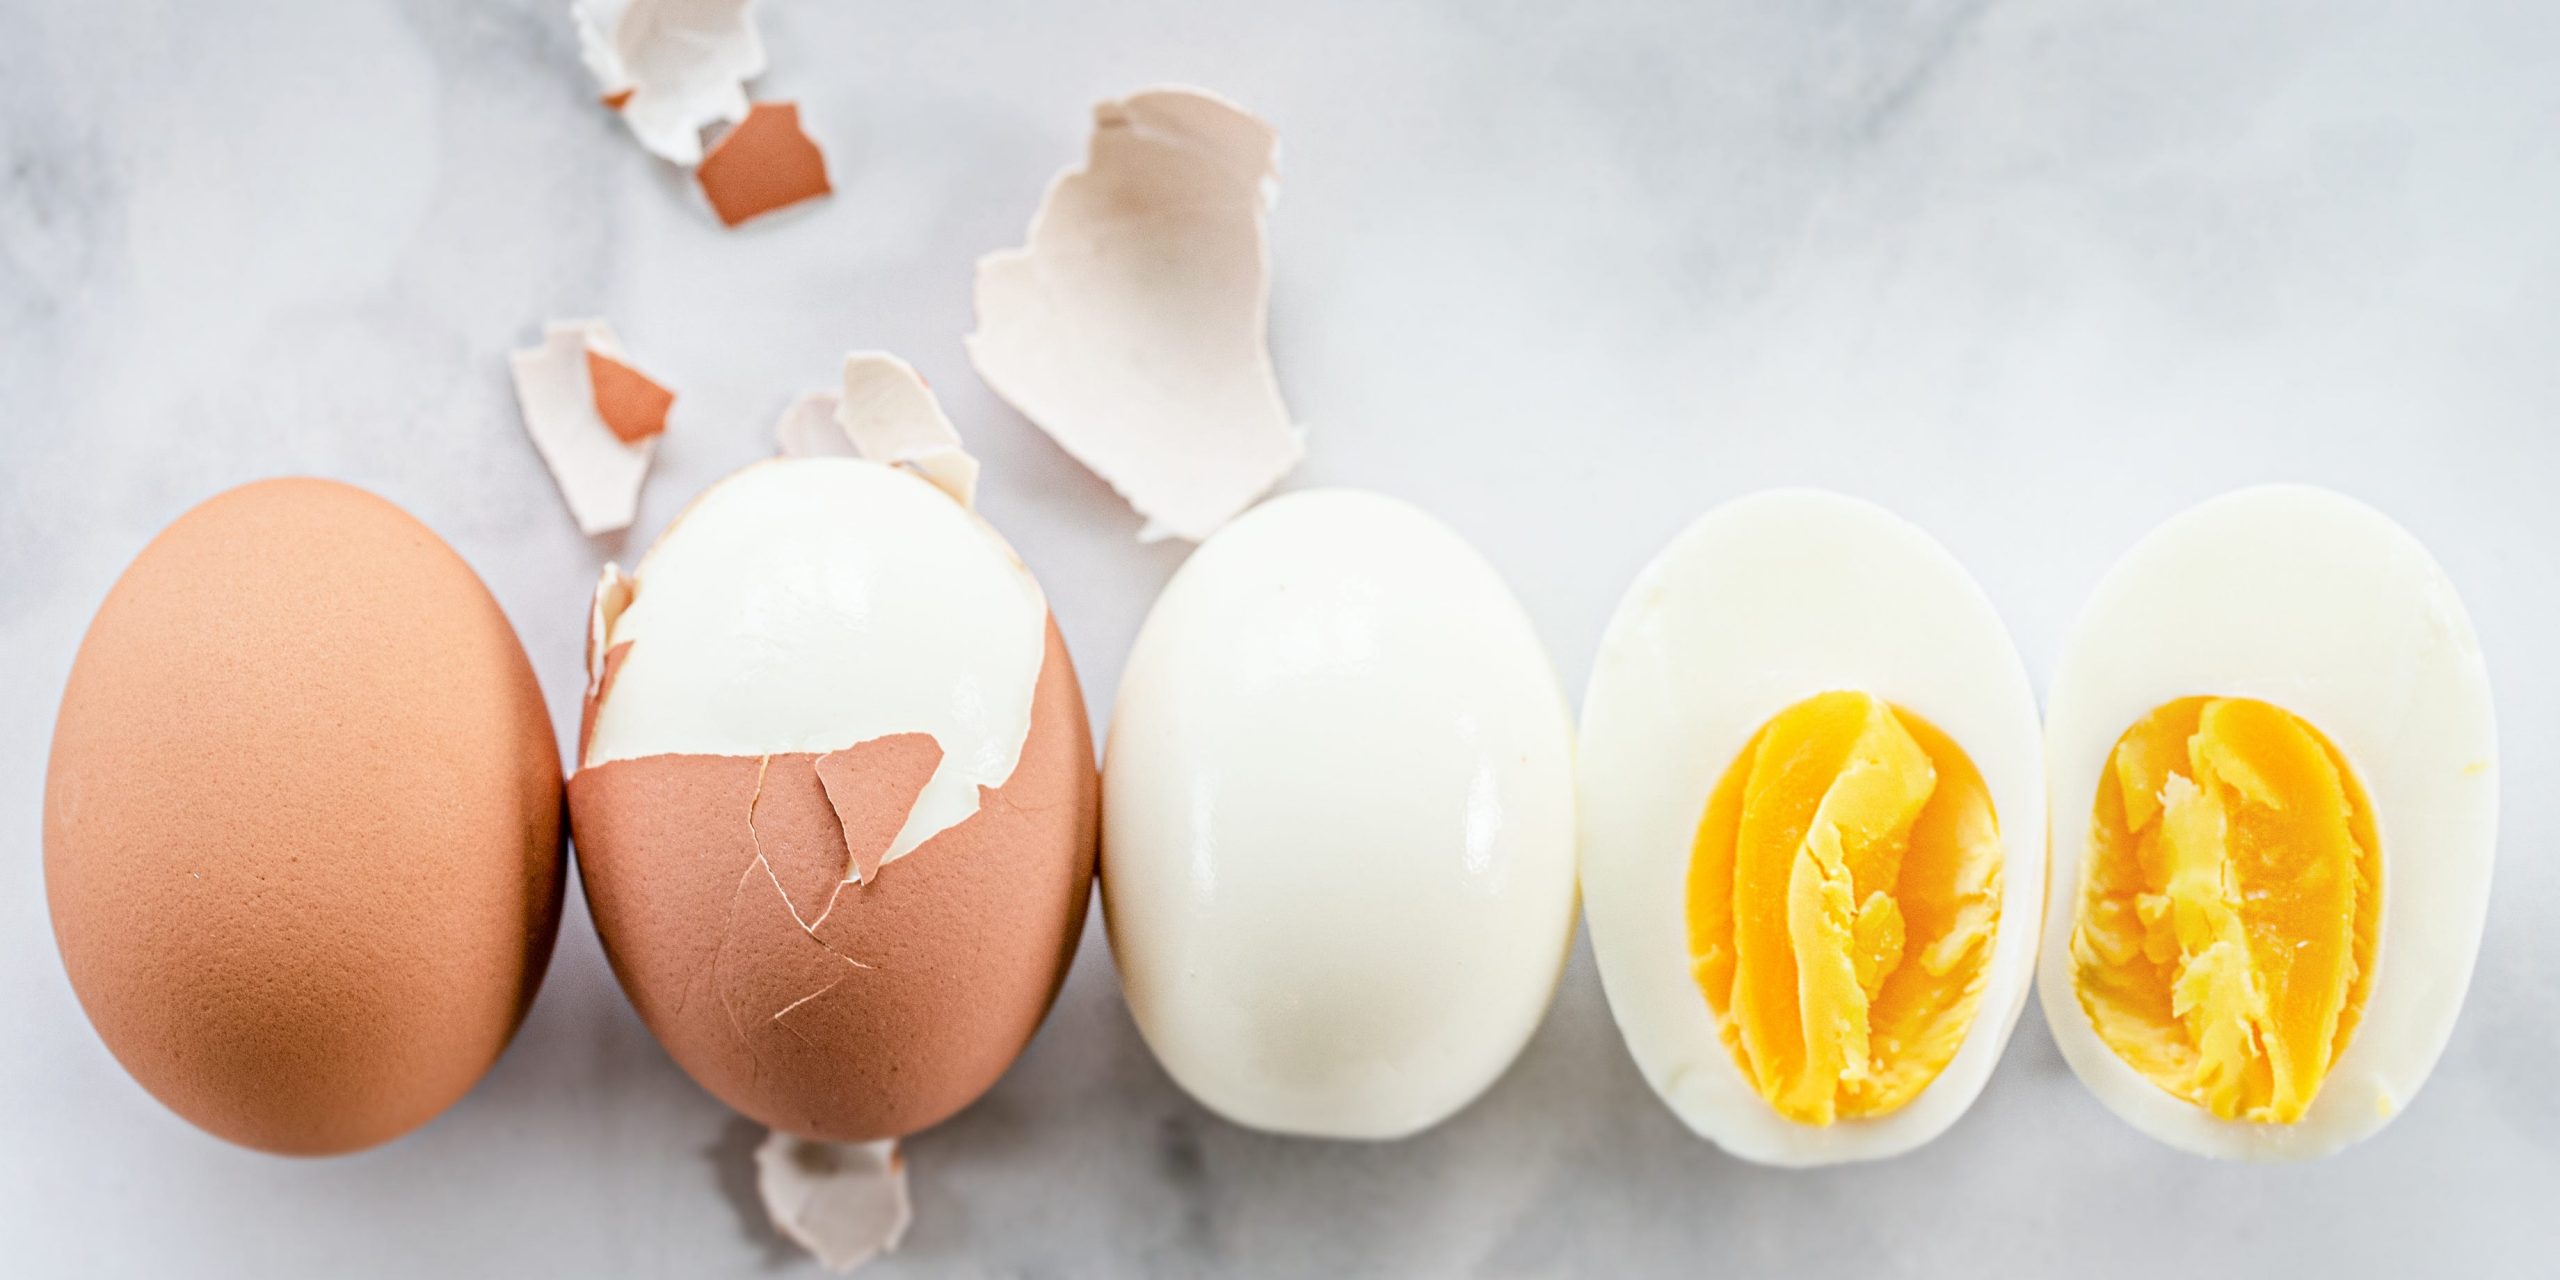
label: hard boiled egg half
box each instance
[2040,485,2496,1160]
[1580,491,2045,1165]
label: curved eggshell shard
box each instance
[43,478,565,1155]
[967,86,1301,543]
[568,619,1098,1141]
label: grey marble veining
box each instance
[3,1,2557,1276]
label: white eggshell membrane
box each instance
[585,458,1046,866]
[1102,489,1577,1139]
[2039,485,2496,1160]
[772,352,981,508]
[509,319,656,537]
[574,0,764,165]
[754,1132,910,1273]
[968,86,1303,543]
[1579,490,2045,1166]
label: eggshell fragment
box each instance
[569,618,1097,1140]
[774,391,853,459]
[772,353,980,507]
[696,101,833,227]
[756,1133,911,1273]
[814,734,943,887]
[575,0,763,164]
[968,86,1302,542]
[510,320,663,536]
[585,349,674,444]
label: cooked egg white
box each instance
[1580,490,2044,1165]
[2040,485,2496,1160]
[1101,489,1578,1139]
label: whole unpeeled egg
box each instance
[45,478,565,1155]
[2040,485,2496,1159]
[1101,489,1579,1139]
[569,457,1099,1142]
[1578,491,2045,1165]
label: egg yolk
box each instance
[1686,691,2003,1125]
[2068,697,2379,1124]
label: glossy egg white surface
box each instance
[2039,485,2498,1160]
[1579,490,2045,1166]
[1101,489,1578,1140]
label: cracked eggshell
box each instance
[756,1133,912,1272]
[969,86,1302,543]
[511,319,663,537]
[44,479,565,1155]
[775,352,980,507]
[576,0,764,165]
[567,458,1098,1141]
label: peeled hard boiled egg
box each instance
[1579,490,2045,1166]
[569,457,1099,1142]
[46,478,564,1155]
[2039,485,2496,1160]
[1102,489,1578,1139]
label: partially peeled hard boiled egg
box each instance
[2040,485,2495,1160]
[570,454,1098,1142]
[1579,491,2045,1165]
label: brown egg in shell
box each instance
[568,455,1099,1142]
[44,478,565,1156]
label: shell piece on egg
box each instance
[968,86,1303,542]
[510,320,666,536]
[756,1132,912,1273]
[695,101,833,227]
[773,353,980,508]
[1578,490,2046,1166]
[577,563,635,767]
[571,613,1097,1140]
[2039,485,2497,1160]
[574,0,764,165]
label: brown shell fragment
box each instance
[814,733,943,887]
[586,349,675,444]
[569,619,1098,1141]
[696,101,833,228]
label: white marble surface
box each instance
[4,0,2557,1275]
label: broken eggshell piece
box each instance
[774,352,979,507]
[696,100,833,227]
[569,446,1098,1141]
[756,1133,912,1273]
[969,86,1302,542]
[575,0,764,164]
[511,320,668,537]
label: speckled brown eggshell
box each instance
[43,478,566,1156]
[569,617,1098,1142]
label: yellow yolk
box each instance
[2069,697,2380,1124]
[1686,691,2003,1125]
